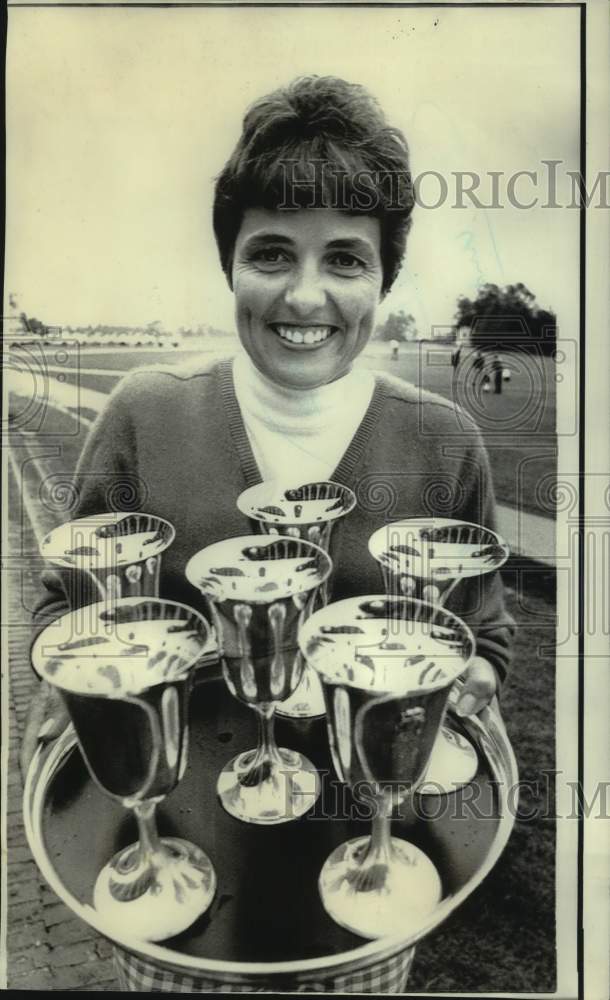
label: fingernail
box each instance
[456,694,477,718]
[422,584,440,603]
[38,718,56,741]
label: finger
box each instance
[19,685,49,780]
[19,683,67,780]
[45,685,68,724]
[422,584,440,603]
[19,726,40,783]
[456,659,497,716]
[456,657,498,717]
[38,716,64,743]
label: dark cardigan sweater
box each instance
[33,356,514,683]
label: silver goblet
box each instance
[299,595,475,939]
[237,480,356,718]
[368,518,509,793]
[31,597,216,942]
[368,517,509,606]
[185,535,332,825]
[39,512,175,608]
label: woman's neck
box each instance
[233,351,363,429]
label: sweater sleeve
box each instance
[31,375,141,639]
[445,424,515,687]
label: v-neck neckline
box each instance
[217,357,387,489]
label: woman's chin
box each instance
[269,366,334,390]
[254,343,348,390]
[274,357,347,389]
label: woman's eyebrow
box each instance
[325,237,376,255]
[242,232,294,248]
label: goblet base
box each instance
[418,724,479,795]
[275,666,326,719]
[319,836,442,940]
[217,747,320,824]
[93,837,216,942]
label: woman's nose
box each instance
[283,262,326,314]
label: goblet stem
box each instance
[275,580,329,720]
[133,799,165,864]
[94,794,217,940]
[237,703,288,787]
[366,795,393,859]
[217,700,319,822]
[256,703,281,763]
[349,794,394,892]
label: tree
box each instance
[19,312,47,336]
[454,283,557,356]
[375,310,417,343]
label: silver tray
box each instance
[24,677,518,992]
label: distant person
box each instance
[492,353,504,394]
[450,346,462,398]
[471,349,490,396]
[389,338,399,361]
[472,349,484,374]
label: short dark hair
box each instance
[213,76,414,297]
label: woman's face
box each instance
[231,208,383,389]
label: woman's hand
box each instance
[19,681,70,782]
[455,655,500,718]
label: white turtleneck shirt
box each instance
[232,350,375,488]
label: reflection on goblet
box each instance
[237,480,356,718]
[237,479,356,548]
[39,512,175,608]
[186,535,332,824]
[299,595,475,939]
[31,597,216,942]
[368,517,509,606]
[368,518,509,793]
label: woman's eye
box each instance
[329,252,364,273]
[252,248,289,268]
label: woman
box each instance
[22,75,514,772]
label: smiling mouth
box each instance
[269,324,338,346]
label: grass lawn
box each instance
[359,344,557,518]
[408,581,556,992]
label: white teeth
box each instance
[274,325,334,345]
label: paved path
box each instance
[4,481,117,991]
[496,504,555,567]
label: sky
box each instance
[6,4,581,339]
